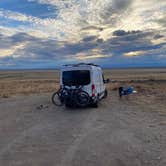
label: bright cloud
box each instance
[0,42,28,58]
[76,54,111,60]
[124,51,147,57]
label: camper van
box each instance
[60,63,109,107]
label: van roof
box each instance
[63,63,100,67]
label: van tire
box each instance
[91,101,98,108]
[65,103,72,108]
[103,89,108,98]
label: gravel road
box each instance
[0,92,166,166]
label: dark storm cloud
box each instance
[19,38,64,59]
[98,0,132,25]
[11,32,35,43]
[0,32,97,60]
[25,29,165,59]
[153,34,164,39]
[98,30,166,56]
[113,30,142,36]
[82,36,97,42]
[0,28,166,68]
[158,18,166,27]
[55,41,97,56]
[82,26,104,31]
[97,38,104,43]
[112,0,132,11]
[0,32,60,60]
[0,33,14,49]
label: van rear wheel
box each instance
[91,102,98,108]
[91,101,98,108]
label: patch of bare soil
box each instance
[0,91,165,166]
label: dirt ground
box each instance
[0,69,166,166]
[0,93,166,166]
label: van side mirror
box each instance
[104,78,110,84]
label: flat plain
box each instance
[0,68,166,166]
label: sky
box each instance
[0,0,166,69]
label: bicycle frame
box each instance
[59,85,88,107]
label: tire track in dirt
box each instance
[0,123,42,156]
[58,109,103,166]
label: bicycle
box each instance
[52,85,90,107]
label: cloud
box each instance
[82,35,97,42]
[1,0,58,19]
[0,9,36,23]
[112,0,132,11]
[0,0,133,41]
[113,30,141,36]
[1,0,166,42]
[124,51,147,57]
[76,54,111,60]
[0,0,166,68]
[153,34,164,39]
[0,42,28,58]
[157,16,166,27]
[0,30,166,69]
[0,8,81,41]
[82,26,104,31]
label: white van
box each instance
[60,63,109,107]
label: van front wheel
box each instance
[103,89,108,98]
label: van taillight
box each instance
[92,84,95,97]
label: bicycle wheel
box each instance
[52,91,64,106]
[76,91,90,107]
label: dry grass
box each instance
[104,69,166,103]
[0,69,166,102]
[0,80,59,97]
[0,70,59,97]
[106,70,166,107]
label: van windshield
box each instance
[62,70,90,86]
